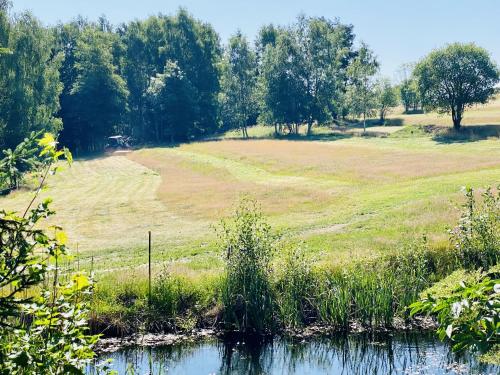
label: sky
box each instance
[11,0,500,79]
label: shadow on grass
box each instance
[72,141,185,161]
[431,124,500,144]
[71,122,401,160]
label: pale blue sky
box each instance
[11,0,500,78]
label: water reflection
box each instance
[90,332,498,374]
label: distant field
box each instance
[1,102,499,279]
[386,95,500,127]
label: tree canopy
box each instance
[220,31,258,138]
[1,7,499,151]
[0,12,62,150]
[414,43,499,129]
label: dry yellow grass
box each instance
[386,95,500,127]
[0,110,499,273]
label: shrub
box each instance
[410,267,499,353]
[0,134,107,374]
[218,199,277,334]
[451,186,499,270]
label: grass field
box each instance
[1,101,499,280]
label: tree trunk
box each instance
[451,107,462,130]
[363,112,366,132]
[307,119,313,136]
[274,123,278,136]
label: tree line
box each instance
[1,3,498,153]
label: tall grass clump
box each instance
[387,237,439,312]
[350,263,395,327]
[451,186,499,270]
[91,270,218,334]
[314,268,352,329]
[274,245,315,329]
[312,239,455,329]
[218,199,277,334]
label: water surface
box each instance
[91,332,498,374]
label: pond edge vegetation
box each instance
[90,186,499,361]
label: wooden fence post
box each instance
[148,231,152,306]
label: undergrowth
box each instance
[89,187,498,336]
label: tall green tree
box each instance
[0,1,9,55]
[220,31,258,137]
[399,78,420,113]
[66,27,129,152]
[296,16,356,134]
[159,10,221,137]
[346,44,379,131]
[118,10,222,142]
[414,43,499,129]
[53,17,89,154]
[121,20,150,140]
[375,78,398,123]
[145,61,197,142]
[257,16,358,135]
[0,12,62,149]
[259,28,308,135]
[255,24,279,64]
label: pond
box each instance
[89,332,498,375]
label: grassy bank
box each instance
[0,104,498,339]
[90,239,457,336]
[89,186,497,339]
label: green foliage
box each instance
[0,12,62,150]
[399,78,421,113]
[0,132,42,189]
[68,26,129,152]
[1,274,104,374]
[118,10,222,144]
[145,61,197,142]
[451,186,499,270]
[258,16,359,135]
[0,132,72,190]
[408,186,500,357]
[258,27,308,135]
[410,268,499,353]
[296,16,356,134]
[218,199,277,333]
[414,43,500,129]
[345,44,379,130]
[219,31,258,137]
[0,134,107,374]
[0,199,55,321]
[274,245,315,329]
[0,3,9,56]
[375,78,398,122]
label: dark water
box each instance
[90,332,498,375]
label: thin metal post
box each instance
[148,231,152,306]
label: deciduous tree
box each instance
[414,43,499,129]
[68,27,129,152]
[0,12,62,149]
[375,78,398,123]
[220,31,257,137]
[346,44,379,131]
